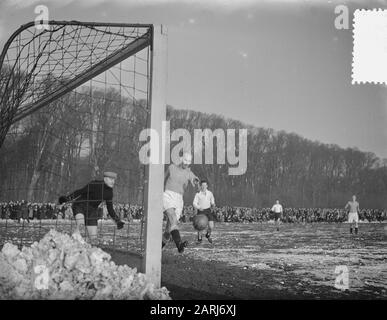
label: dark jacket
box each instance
[65,180,119,221]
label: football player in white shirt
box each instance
[345,195,360,235]
[271,200,283,231]
[193,180,216,244]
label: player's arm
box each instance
[105,199,118,220]
[344,202,349,210]
[193,193,200,210]
[189,171,200,187]
[210,192,216,211]
[58,184,87,204]
[106,199,124,229]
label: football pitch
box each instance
[1,220,386,299]
[155,222,387,299]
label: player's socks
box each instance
[171,230,187,253]
[178,241,188,253]
[171,229,181,245]
[205,232,213,244]
[350,227,353,234]
[162,231,171,248]
[355,227,358,234]
[163,231,171,241]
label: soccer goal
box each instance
[0,21,167,287]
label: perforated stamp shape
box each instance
[352,9,387,84]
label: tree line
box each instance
[0,85,386,209]
[168,108,387,209]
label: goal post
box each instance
[142,25,167,287]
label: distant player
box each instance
[193,180,216,244]
[59,171,125,242]
[345,195,359,234]
[271,200,283,231]
[162,152,200,253]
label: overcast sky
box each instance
[1,0,387,159]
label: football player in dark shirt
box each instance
[59,172,124,242]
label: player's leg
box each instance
[17,209,22,223]
[165,207,187,253]
[348,213,355,234]
[354,213,359,234]
[206,220,214,243]
[162,212,171,248]
[275,213,280,231]
[204,209,215,243]
[86,226,98,244]
[23,209,29,223]
[196,210,204,243]
[197,230,203,243]
[85,211,99,244]
[162,191,175,248]
[75,213,85,234]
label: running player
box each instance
[193,179,216,244]
[162,152,200,253]
[271,200,283,231]
[345,195,360,234]
[58,171,125,242]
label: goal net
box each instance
[0,21,167,284]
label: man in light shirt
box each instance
[193,180,216,244]
[345,195,360,235]
[271,200,283,231]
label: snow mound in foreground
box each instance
[0,229,171,300]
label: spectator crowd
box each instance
[183,206,387,223]
[1,201,386,224]
[0,201,143,222]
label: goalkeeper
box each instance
[59,172,125,241]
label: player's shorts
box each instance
[197,208,217,222]
[72,204,98,226]
[270,211,281,220]
[348,212,359,223]
[163,190,184,221]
